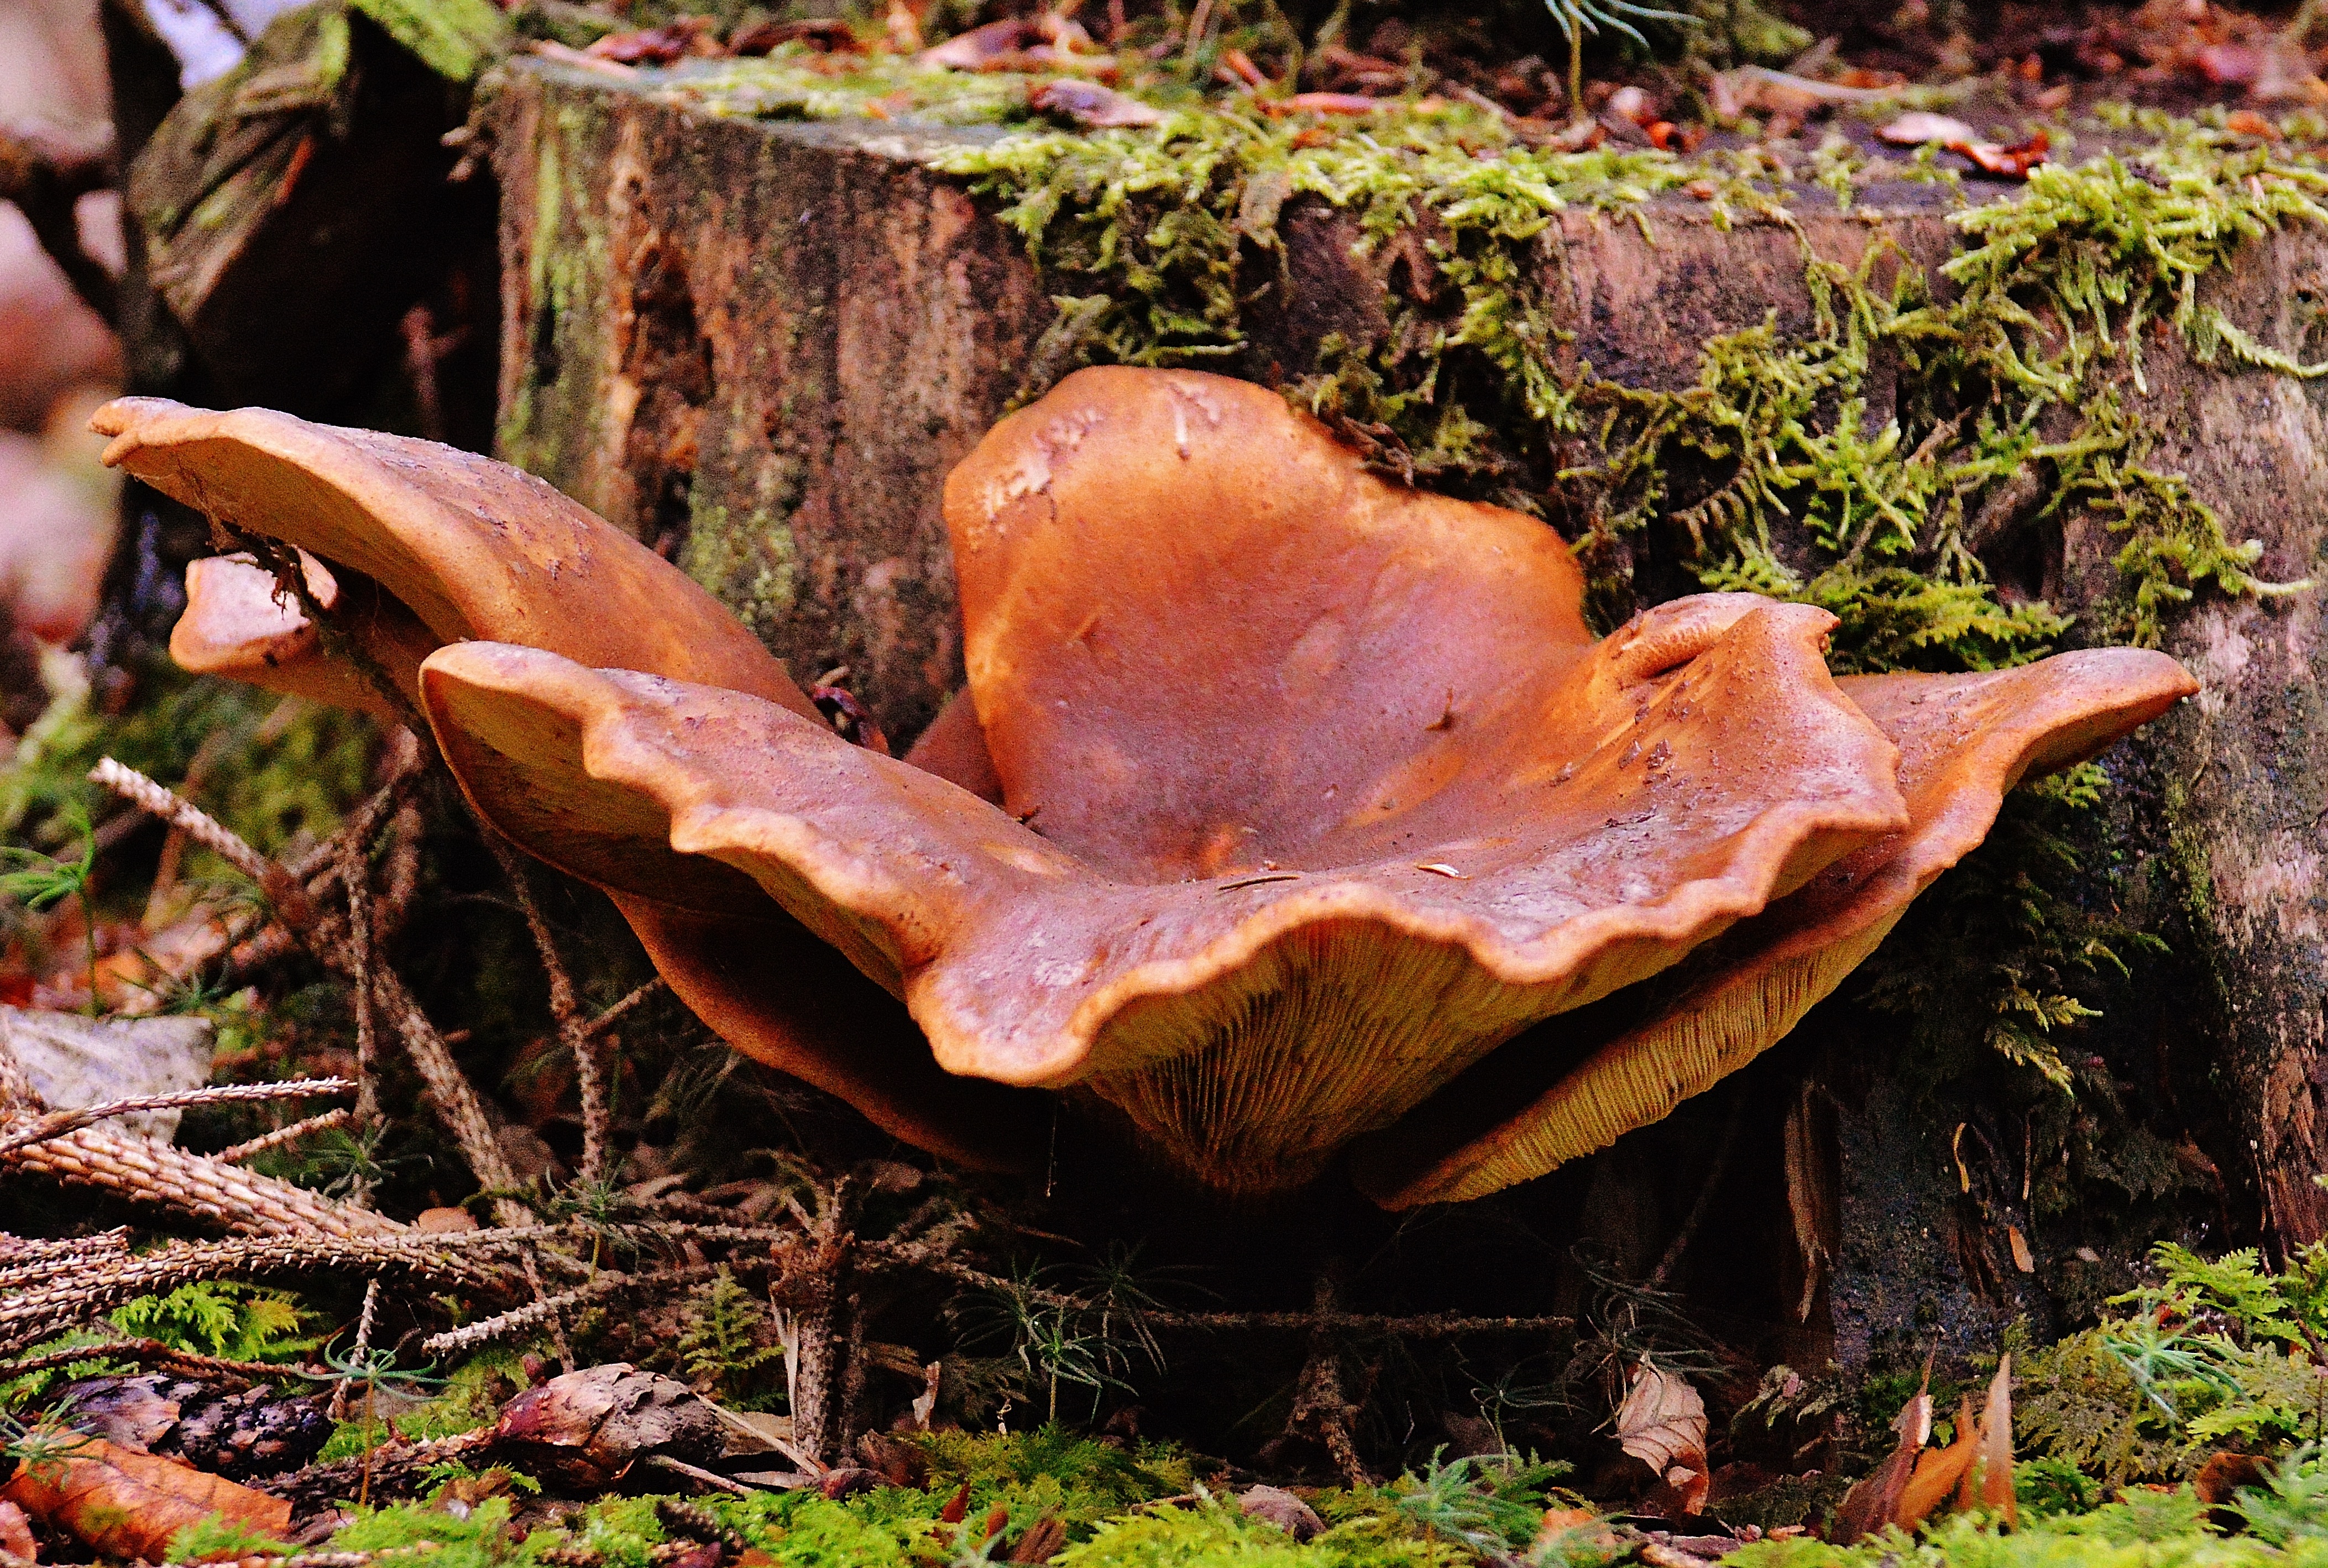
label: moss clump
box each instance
[934,101,2317,665]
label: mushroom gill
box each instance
[108,368,2199,1202]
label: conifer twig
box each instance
[88,758,269,881]
[0,1335,327,1385]
[0,1232,511,1347]
[90,756,522,1220]
[215,1106,353,1166]
[481,834,610,1184]
[0,1077,352,1157]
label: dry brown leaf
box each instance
[2007,1225,2035,1273]
[1897,1398,1981,1529]
[1027,79,1163,127]
[1829,1389,1929,1544]
[0,1435,290,1561]
[1617,1360,1710,1513]
[1979,1356,2016,1525]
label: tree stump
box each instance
[490,59,2328,1369]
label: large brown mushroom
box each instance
[100,369,2196,1201]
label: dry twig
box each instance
[214,1106,354,1166]
[0,1077,352,1157]
[0,1335,327,1385]
[1,1231,512,1348]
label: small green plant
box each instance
[111,1282,322,1362]
[0,800,98,1011]
[678,1266,787,1409]
[1384,1450,1568,1556]
[167,1515,294,1562]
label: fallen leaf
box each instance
[1617,1360,1710,1514]
[2225,108,2283,138]
[1896,1399,1980,1529]
[1978,1356,2016,1525]
[2007,1224,2034,1272]
[0,1435,290,1561]
[1829,1390,1929,1545]
[1258,92,1391,116]
[2196,1451,2272,1506]
[729,18,865,55]
[1028,79,1164,128]
[1879,111,1978,145]
[1238,1485,1323,1541]
[587,18,714,64]
[1007,1514,1067,1564]
[1955,131,2049,178]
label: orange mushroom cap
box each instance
[1353,648,2199,1207]
[92,397,818,721]
[170,552,437,722]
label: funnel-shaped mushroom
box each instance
[113,369,2198,1201]
[93,398,815,719]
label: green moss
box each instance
[682,495,800,639]
[928,101,2320,664]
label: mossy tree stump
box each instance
[489,59,2328,1366]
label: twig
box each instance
[0,119,117,319]
[0,1031,395,1241]
[482,835,609,1184]
[343,837,381,1134]
[89,758,270,882]
[0,1335,327,1386]
[91,757,523,1221]
[645,1454,760,1497]
[215,1106,353,1166]
[582,977,664,1042]
[2,1125,404,1237]
[331,1277,381,1420]
[862,1246,1574,1338]
[0,1077,353,1157]
[418,1262,720,1357]
[0,1233,512,1349]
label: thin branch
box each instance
[331,1277,381,1420]
[0,119,117,319]
[91,756,523,1221]
[214,1106,352,1166]
[343,837,381,1132]
[0,1031,393,1241]
[582,977,665,1043]
[0,1336,327,1386]
[418,1262,720,1357]
[89,758,268,882]
[482,835,609,1184]
[645,1454,760,1497]
[0,1077,352,1157]
[0,1233,512,1349]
